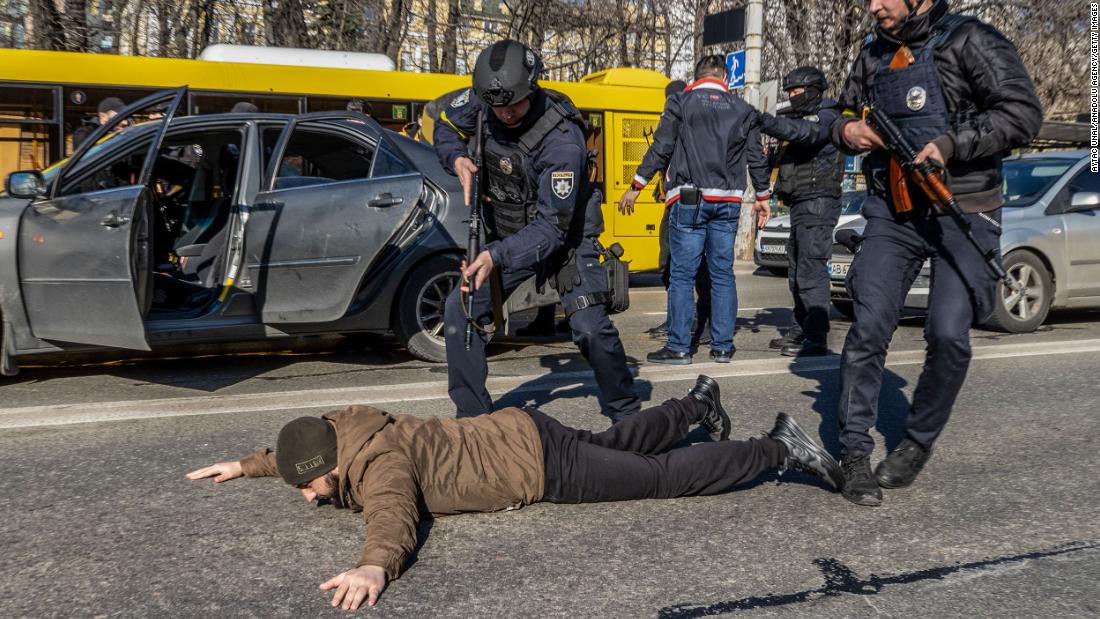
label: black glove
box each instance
[553,250,582,295]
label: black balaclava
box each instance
[789,87,823,115]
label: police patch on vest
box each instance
[295,455,325,475]
[552,171,574,199]
[450,89,470,108]
[500,157,513,174]
[804,114,819,122]
[906,86,927,111]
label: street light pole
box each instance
[736,0,766,261]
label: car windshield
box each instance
[1002,158,1076,207]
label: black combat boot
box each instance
[768,413,844,490]
[646,319,669,339]
[688,374,731,441]
[841,453,883,506]
[647,347,692,365]
[769,329,804,350]
[875,438,933,488]
[781,339,830,357]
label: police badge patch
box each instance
[500,157,513,174]
[906,86,927,111]
[552,171,574,199]
[450,88,470,108]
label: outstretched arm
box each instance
[186,448,278,481]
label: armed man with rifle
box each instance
[831,0,1042,506]
[757,66,845,358]
[434,40,640,422]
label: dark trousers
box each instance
[444,240,639,420]
[787,198,840,343]
[659,205,711,323]
[528,397,784,503]
[838,198,1001,455]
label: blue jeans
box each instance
[667,199,740,353]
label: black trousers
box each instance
[528,397,784,503]
[444,240,639,420]
[786,197,840,343]
[838,198,1001,456]
[659,204,711,323]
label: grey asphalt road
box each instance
[1,266,1099,617]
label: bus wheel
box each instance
[395,255,462,363]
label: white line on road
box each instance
[4,338,1100,429]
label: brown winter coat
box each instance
[239,405,545,579]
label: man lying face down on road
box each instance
[187,375,843,610]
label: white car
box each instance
[828,150,1100,333]
[754,192,866,275]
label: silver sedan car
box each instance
[828,150,1100,333]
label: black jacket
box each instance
[831,0,1042,211]
[433,89,597,270]
[632,78,771,204]
[760,99,842,203]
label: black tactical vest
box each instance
[862,14,977,214]
[480,95,590,240]
[774,112,844,202]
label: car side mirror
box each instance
[1067,191,1100,213]
[5,170,47,199]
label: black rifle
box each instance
[464,110,491,349]
[864,104,1023,294]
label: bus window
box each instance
[64,86,157,155]
[585,111,605,195]
[1,85,56,121]
[190,93,303,115]
[308,96,412,132]
[0,124,57,173]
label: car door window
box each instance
[370,141,412,178]
[60,130,153,196]
[273,124,374,189]
[1050,165,1100,213]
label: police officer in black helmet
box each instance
[434,40,640,421]
[757,66,844,357]
[831,0,1042,505]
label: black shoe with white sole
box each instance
[768,413,844,490]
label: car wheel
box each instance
[395,255,462,363]
[766,266,788,277]
[832,300,855,320]
[982,250,1052,333]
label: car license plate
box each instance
[829,262,850,278]
[762,245,786,254]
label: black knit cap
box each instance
[275,417,338,486]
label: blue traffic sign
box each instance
[726,50,746,89]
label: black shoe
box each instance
[646,320,669,339]
[768,413,844,490]
[688,374,731,441]
[647,347,692,365]
[841,454,883,506]
[781,340,830,357]
[769,331,804,349]
[709,348,734,363]
[875,438,932,488]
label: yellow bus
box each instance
[0,48,671,270]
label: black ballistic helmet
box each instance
[473,40,542,107]
[782,66,827,93]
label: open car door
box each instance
[17,87,187,350]
[246,114,423,323]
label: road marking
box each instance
[642,307,768,315]
[4,338,1100,429]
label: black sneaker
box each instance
[646,320,669,339]
[647,347,692,365]
[709,348,733,363]
[769,331,804,350]
[841,454,883,506]
[781,340,830,357]
[688,374,731,441]
[768,413,844,490]
[875,438,932,488]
